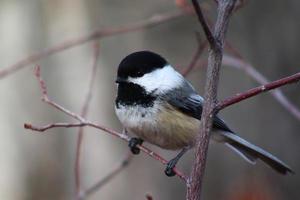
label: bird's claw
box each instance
[128,138,143,155]
[164,159,177,177]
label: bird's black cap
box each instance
[117,51,168,79]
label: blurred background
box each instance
[0,0,299,199]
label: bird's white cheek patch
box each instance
[128,65,184,93]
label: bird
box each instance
[114,50,293,176]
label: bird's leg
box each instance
[165,147,190,177]
[128,137,144,155]
[122,128,128,136]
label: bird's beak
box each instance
[115,77,127,83]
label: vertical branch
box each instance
[187,1,236,200]
[190,0,216,48]
[75,43,100,199]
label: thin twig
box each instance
[222,54,300,121]
[24,122,85,131]
[186,43,300,122]
[25,120,187,182]
[188,52,300,122]
[216,72,300,111]
[0,8,193,80]
[35,66,85,122]
[79,153,133,200]
[225,40,300,120]
[187,1,237,200]
[75,43,100,199]
[191,0,216,49]
[26,66,188,182]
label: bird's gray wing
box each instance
[213,114,233,133]
[164,83,233,133]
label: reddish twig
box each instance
[216,72,300,111]
[186,39,300,121]
[75,43,100,199]
[24,122,85,131]
[0,9,193,80]
[35,66,85,122]
[25,120,187,181]
[26,66,188,182]
[225,41,300,120]
[191,0,216,49]
[187,1,236,200]
[189,51,300,121]
[79,153,133,200]
[222,54,300,121]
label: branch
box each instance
[185,52,300,122]
[181,53,300,123]
[216,72,300,111]
[187,1,236,200]
[224,40,300,120]
[75,43,100,199]
[222,54,300,121]
[35,66,85,122]
[0,8,193,80]
[26,66,188,182]
[24,122,85,131]
[191,0,216,49]
[79,153,133,200]
[180,1,246,77]
[25,120,187,182]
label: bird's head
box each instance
[116,51,183,94]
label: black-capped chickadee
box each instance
[115,51,293,176]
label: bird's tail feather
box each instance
[220,131,293,175]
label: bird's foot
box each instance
[164,159,177,177]
[128,138,143,155]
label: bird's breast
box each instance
[115,102,160,133]
[115,102,200,149]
